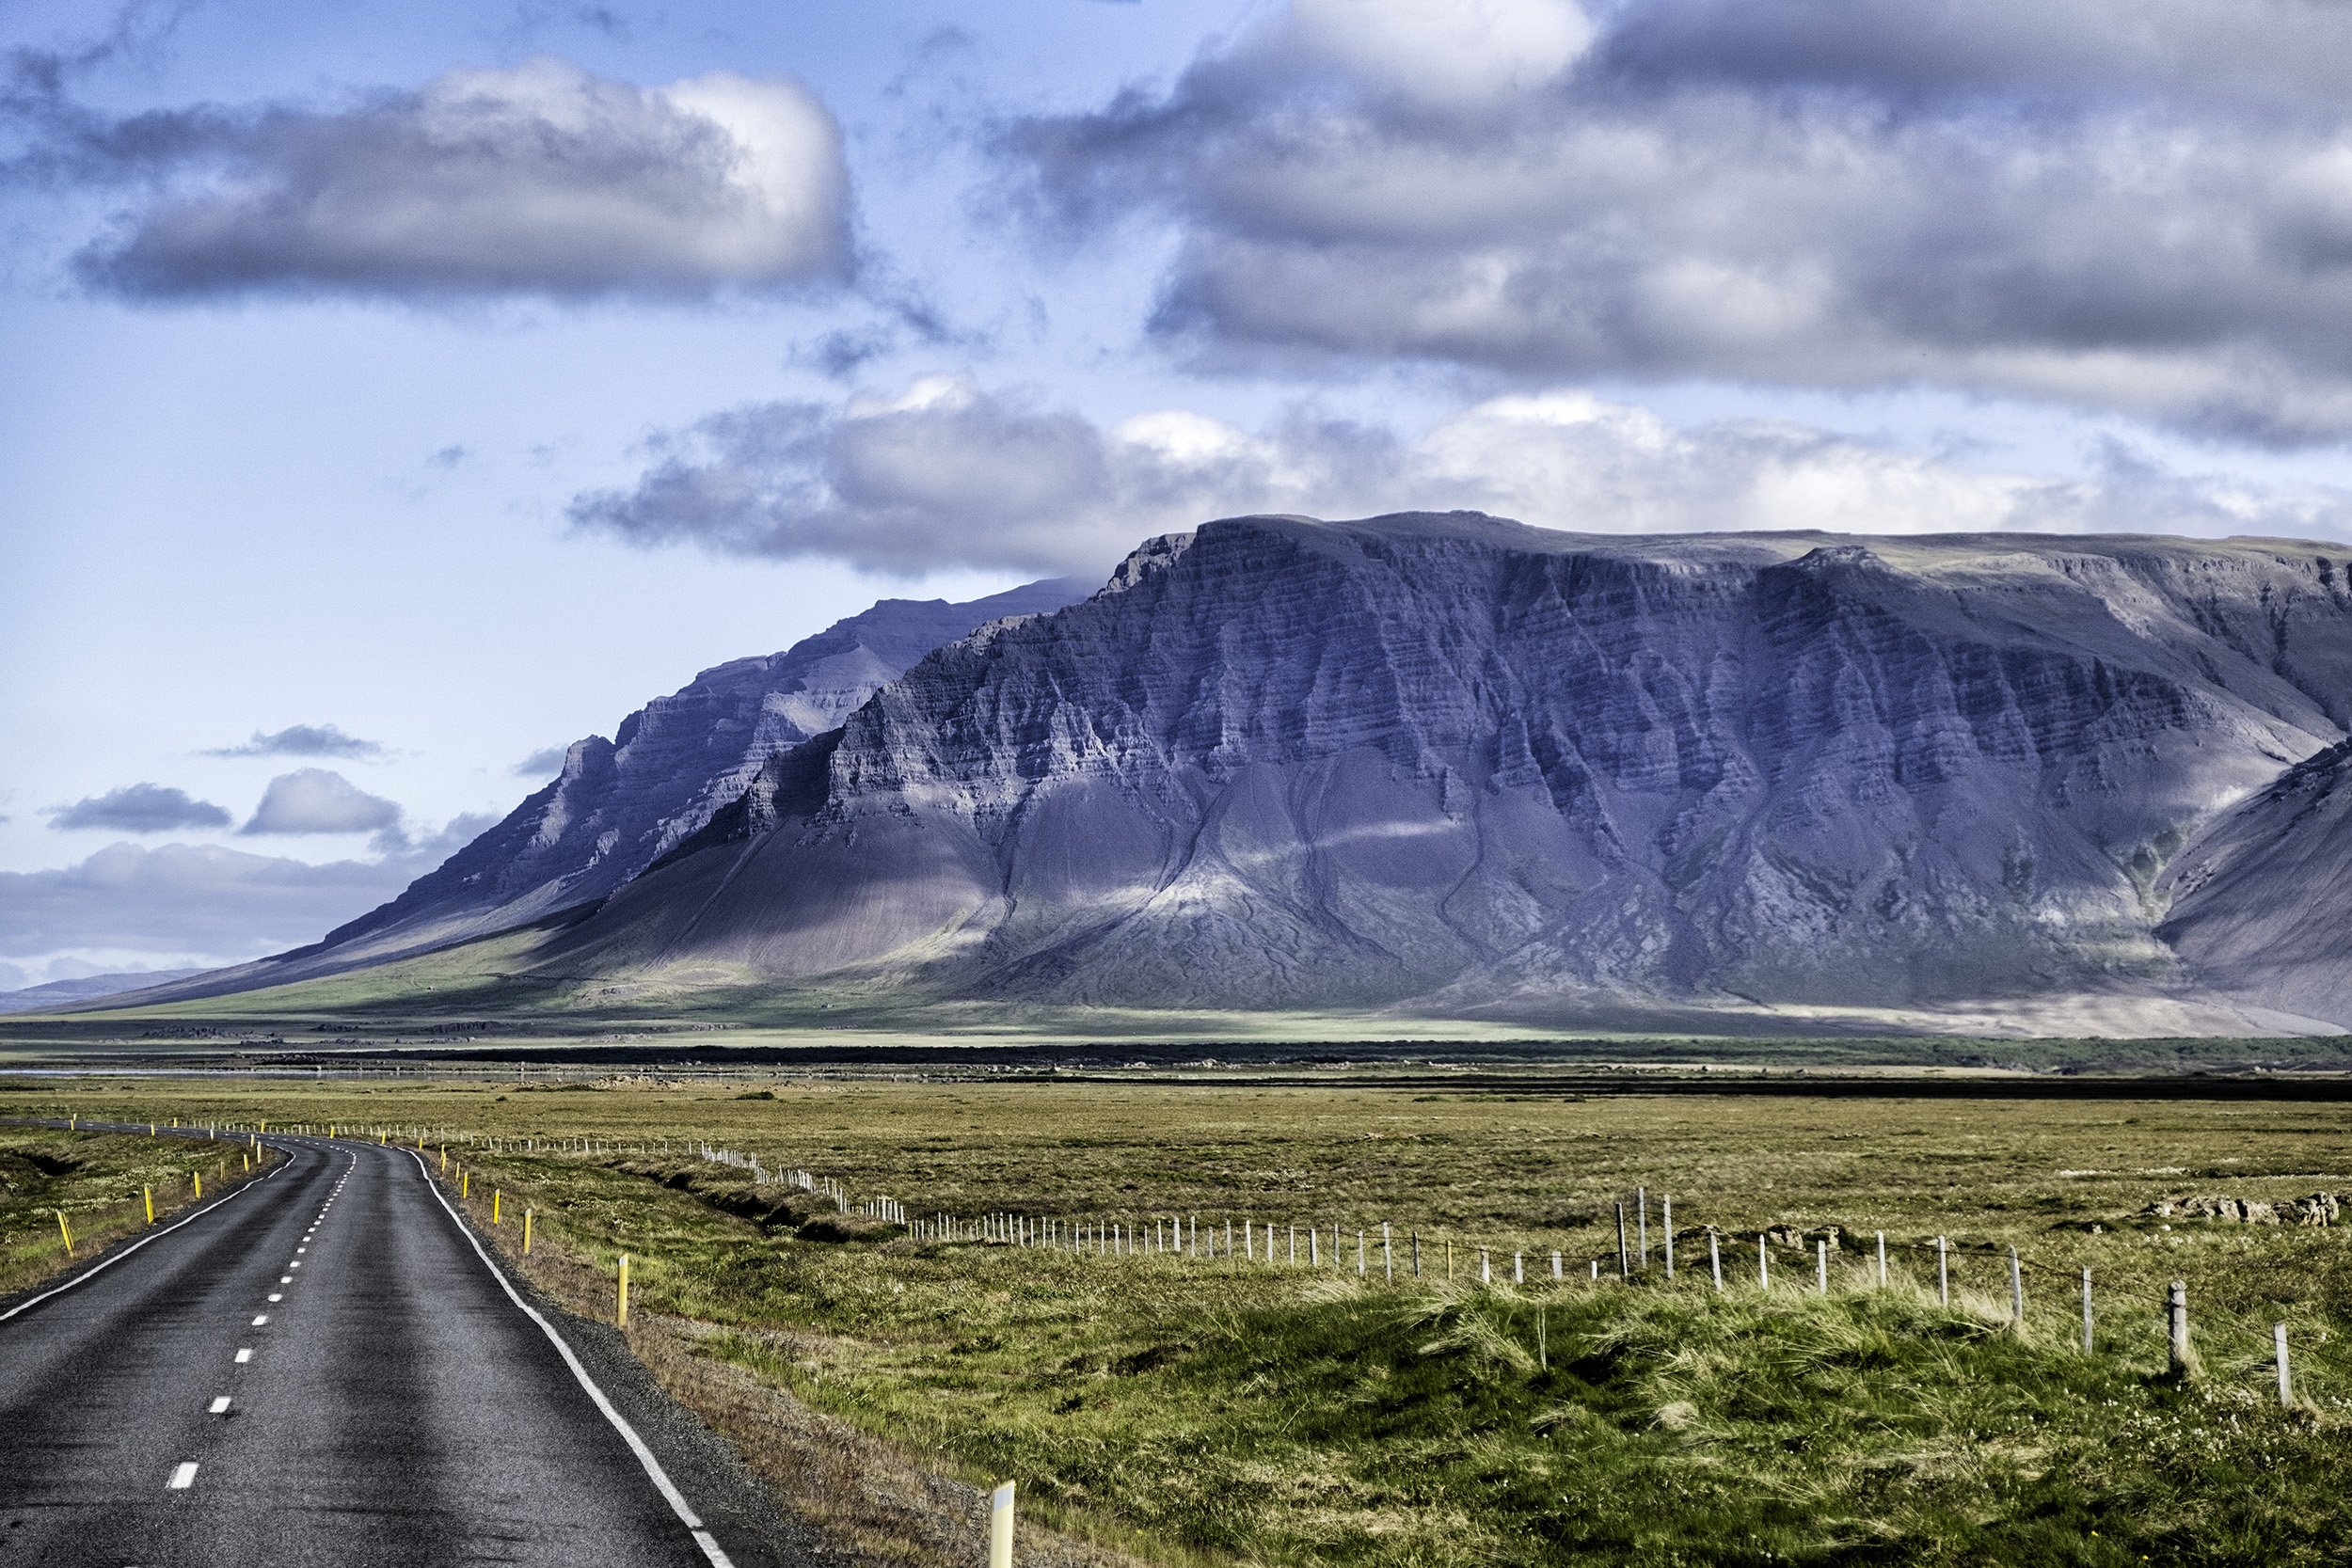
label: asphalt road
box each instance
[0,1128,815,1567]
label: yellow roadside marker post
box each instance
[492,1191,501,1225]
[193,1172,201,1198]
[440,1148,448,1173]
[56,1212,73,1256]
[524,1210,533,1254]
[618,1256,630,1326]
[144,1187,154,1225]
[461,1169,468,1198]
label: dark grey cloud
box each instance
[47,782,232,832]
[29,55,850,301]
[0,814,497,963]
[995,0,2352,444]
[203,722,386,759]
[572,374,2352,575]
[240,768,402,835]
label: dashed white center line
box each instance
[167,1462,199,1490]
[208,1397,231,1415]
[266,1293,283,1303]
[296,1247,307,1254]
[251,1314,269,1326]
[279,1275,292,1283]
[290,1260,301,1268]
[234,1348,253,1364]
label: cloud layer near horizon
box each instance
[997,0,2352,444]
[571,374,2352,576]
[42,55,850,301]
[0,815,497,971]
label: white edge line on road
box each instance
[167,1461,199,1490]
[404,1147,737,1568]
[0,1123,299,1324]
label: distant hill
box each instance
[83,578,1090,1010]
[0,970,206,1014]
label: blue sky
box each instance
[4,0,2350,985]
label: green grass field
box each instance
[0,1119,284,1297]
[8,1075,2346,1565]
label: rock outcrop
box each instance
[533,513,2352,1029]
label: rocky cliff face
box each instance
[2157,739,2352,1026]
[549,513,2352,1028]
[106,578,1089,1006]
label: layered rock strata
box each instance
[542,513,2352,1026]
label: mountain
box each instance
[93,578,1090,1008]
[531,513,2352,1033]
[0,970,205,1014]
[2157,739,2352,1026]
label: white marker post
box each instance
[989,1481,1016,1568]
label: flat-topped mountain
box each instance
[526,513,2352,1032]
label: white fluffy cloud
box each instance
[72,56,850,300]
[1001,0,2352,443]
[241,769,403,835]
[571,374,2352,576]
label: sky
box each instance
[5,0,2352,988]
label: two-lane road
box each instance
[1,1130,789,1566]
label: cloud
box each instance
[49,55,850,301]
[569,373,2352,576]
[512,746,571,778]
[240,768,403,835]
[994,0,2352,444]
[0,815,498,967]
[46,782,232,833]
[203,722,386,759]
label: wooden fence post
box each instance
[1662,1195,1674,1279]
[1616,1203,1629,1280]
[1637,1187,1648,1268]
[2168,1280,2195,1378]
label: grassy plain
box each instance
[0,1121,284,1297]
[6,1074,2347,1565]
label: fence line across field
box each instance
[20,1117,2332,1403]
